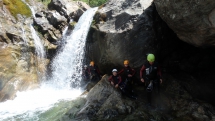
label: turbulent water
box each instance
[0,7,98,121]
[49,8,98,89]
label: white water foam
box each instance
[49,7,98,89]
[0,87,82,121]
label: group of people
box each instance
[82,54,162,106]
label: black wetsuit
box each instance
[140,62,162,104]
[83,68,89,80]
[88,65,100,81]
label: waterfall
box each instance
[49,7,98,89]
[22,0,35,18]
[30,25,47,81]
[21,26,28,44]
[0,7,98,121]
[30,26,46,60]
[22,0,47,81]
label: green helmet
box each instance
[147,54,155,62]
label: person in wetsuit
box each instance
[118,60,136,85]
[140,54,162,106]
[108,69,122,88]
[82,65,89,81]
[117,60,137,99]
[88,61,101,82]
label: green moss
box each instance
[91,20,96,25]
[73,0,108,7]
[37,0,51,6]
[3,0,32,19]
[70,21,77,27]
[68,21,77,30]
[98,4,105,9]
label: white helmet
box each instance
[84,65,87,68]
[112,69,117,72]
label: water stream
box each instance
[22,0,47,81]
[0,4,98,121]
[49,8,98,89]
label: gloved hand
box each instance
[115,84,119,88]
[128,74,132,77]
[141,78,144,83]
[111,81,114,86]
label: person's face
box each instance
[84,67,87,69]
[149,61,154,65]
[124,64,128,67]
[113,72,117,76]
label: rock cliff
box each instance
[0,0,43,101]
[86,0,161,74]
[154,0,215,47]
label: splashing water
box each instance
[62,26,68,37]
[30,25,47,81]
[0,7,98,120]
[49,7,98,89]
[30,25,46,59]
[0,87,82,121]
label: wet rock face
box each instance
[162,74,215,121]
[48,0,90,20]
[62,76,137,121]
[62,75,215,121]
[35,0,90,44]
[154,0,215,47]
[86,0,162,73]
[0,0,45,101]
[34,11,65,44]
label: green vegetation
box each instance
[70,21,77,29]
[74,0,108,7]
[3,0,31,19]
[37,0,51,6]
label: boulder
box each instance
[77,1,90,11]
[34,12,63,44]
[154,0,215,47]
[48,0,90,20]
[61,75,137,121]
[86,0,162,74]
[46,11,67,29]
[61,75,215,121]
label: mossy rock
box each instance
[38,0,51,6]
[3,0,31,19]
[68,21,77,30]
